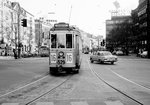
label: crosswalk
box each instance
[1,100,125,105]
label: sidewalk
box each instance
[118,54,149,59]
[0,56,14,60]
[0,56,48,60]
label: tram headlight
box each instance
[58,51,65,58]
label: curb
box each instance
[0,56,14,60]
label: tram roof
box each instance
[50,22,78,31]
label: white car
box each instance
[90,51,118,64]
[140,51,148,58]
[116,51,124,55]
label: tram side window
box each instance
[51,34,57,48]
[66,34,72,48]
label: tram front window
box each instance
[57,34,65,48]
[51,34,57,48]
[66,34,72,48]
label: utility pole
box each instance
[38,20,41,55]
[147,0,150,58]
[18,4,21,58]
[17,3,21,58]
[0,0,4,43]
[29,18,32,53]
[98,39,100,50]
[14,25,17,59]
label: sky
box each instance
[13,0,139,38]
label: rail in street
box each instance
[88,60,143,105]
[0,54,150,105]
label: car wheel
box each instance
[99,59,103,64]
[90,59,93,63]
[111,62,114,64]
[101,61,104,64]
[74,69,79,74]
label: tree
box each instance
[107,20,134,55]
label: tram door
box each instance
[75,34,79,65]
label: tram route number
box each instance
[51,53,73,63]
[51,53,56,63]
[66,53,73,63]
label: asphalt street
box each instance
[0,54,150,105]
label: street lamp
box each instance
[147,0,150,58]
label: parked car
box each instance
[112,50,117,55]
[116,50,124,55]
[140,51,148,58]
[90,51,118,64]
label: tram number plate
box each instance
[66,53,73,63]
[51,53,56,63]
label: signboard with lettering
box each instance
[110,10,131,17]
[54,23,69,28]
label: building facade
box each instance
[35,17,52,53]
[106,14,132,51]
[0,0,36,56]
[137,0,147,51]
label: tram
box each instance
[49,22,82,74]
[39,46,49,57]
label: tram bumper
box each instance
[57,59,65,72]
[57,65,63,72]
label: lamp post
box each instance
[12,3,21,59]
[147,0,150,58]
[38,20,41,55]
[0,0,4,43]
[17,4,21,58]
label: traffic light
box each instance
[101,42,103,46]
[21,19,27,27]
[102,39,105,46]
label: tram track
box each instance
[24,74,73,105]
[87,60,144,105]
[0,72,49,99]
[109,68,150,91]
[0,72,73,105]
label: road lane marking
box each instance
[87,60,144,105]
[36,102,54,105]
[71,101,88,105]
[109,69,150,91]
[105,100,124,105]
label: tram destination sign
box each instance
[54,22,69,28]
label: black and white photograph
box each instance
[0,0,150,105]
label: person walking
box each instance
[13,48,17,59]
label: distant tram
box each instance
[39,46,49,57]
[49,22,82,74]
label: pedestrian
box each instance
[4,44,8,56]
[13,48,17,59]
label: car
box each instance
[116,50,124,55]
[84,51,89,54]
[90,51,118,64]
[140,51,148,58]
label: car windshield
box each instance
[102,52,112,56]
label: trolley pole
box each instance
[68,5,72,24]
[147,0,150,58]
